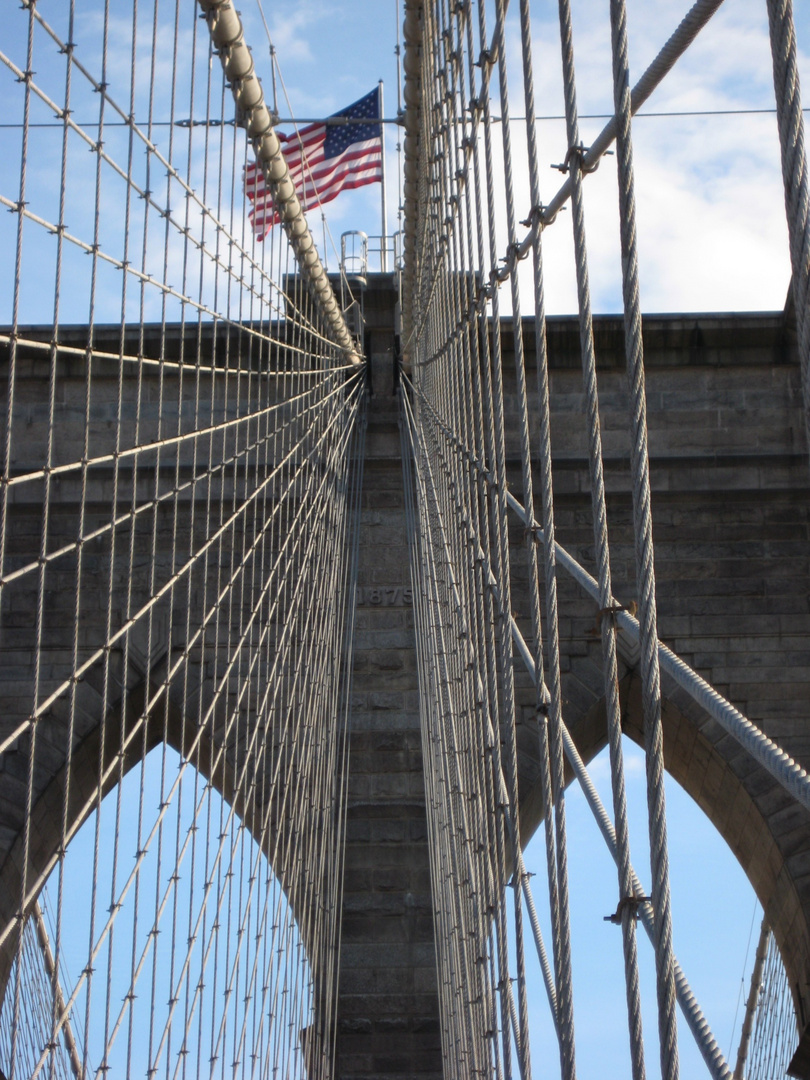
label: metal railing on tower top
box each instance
[340,231,403,282]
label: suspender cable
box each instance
[198,0,361,365]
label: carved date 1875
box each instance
[356,586,413,606]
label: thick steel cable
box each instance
[447,17,525,1063]
[443,3,529,1072]
[0,377,357,768]
[5,7,38,1076]
[399,22,532,1039]
[5,0,810,1077]
[403,388,504,1077]
[472,5,534,1076]
[554,0,647,1074]
[396,7,810,1080]
[489,4,576,1077]
[406,313,808,1077]
[607,2,679,1076]
[766,0,810,460]
[409,387,565,1045]
[505,491,735,1080]
[18,374,364,1080]
[409,368,717,1080]
[402,0,728,350]
[512,0,576,1059]
[498,0,728,279]
[398,14,501,1040]
[503,486,810,815]
[447,7,523,1062]
[198,0,359,364]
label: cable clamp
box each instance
[521,203,544,230]
[535,703,550,723]
[523,524,541,545]
[596,599,637,630]
[551,142,599,175]
[552,144,579,174]
[580,147,608,174]
[508,239,530,264]
[604,894,651,924]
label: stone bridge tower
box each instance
[334,274,810,1077]
[1,287,808,1079]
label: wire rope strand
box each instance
[607,1,680,1076]
[766,0,810,463]
[554,0,648,1074]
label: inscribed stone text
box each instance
[356,586,413,606]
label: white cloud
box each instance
[2,0,807,323]
[477,0,804,314]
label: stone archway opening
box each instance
[521,734,798,1077]
[516,670,804,1078]
[0,742,319,1080]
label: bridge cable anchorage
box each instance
[198,0,361,366]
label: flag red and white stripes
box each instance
[244,88,383,239]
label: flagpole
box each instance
[379,79,388,272]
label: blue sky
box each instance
[241,0,809,314]
[2,1,807,320]
[2,1,808,1076]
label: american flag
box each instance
[244,88,383,238]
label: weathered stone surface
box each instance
[336,281,442,1077]
[1,290,809,1075]
[498,307,810,1031]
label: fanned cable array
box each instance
[745,924,799,1080]
[733,918,799,1080]
[399,0,809,1078]
[2,0,810,1077]
[0,2,364,1078]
